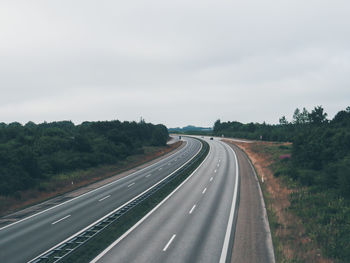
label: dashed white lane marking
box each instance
[189,204,196,214]
[98,195,111,202]
[217,163,220,167]
[128,182,135,188]
[210,177,213,182]
[159,168,162,171]
[219,159,221,162]
[202,188,207,194]
[163,234,176,251]
[145,174,151,178]
[52,215,71,225]
[214,169,217,173]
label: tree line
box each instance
[0,120,168,196]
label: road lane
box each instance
[0,137,201,263]
[93,138,240,263]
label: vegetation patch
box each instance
[0,120,169,216]
[228,139,349,262]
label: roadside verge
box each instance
[223,140,275,263]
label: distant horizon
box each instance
[1,104,347,129]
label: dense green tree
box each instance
[0,120,168,196]
[309,105,328,124]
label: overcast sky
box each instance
[1,0,349,128]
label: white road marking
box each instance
[98,195,111,202]
[145,174,151,178]
[159,168,162,171]
[217,163,220,167]
[219,159,221,162]
[214,169,217,173]
[52,215,71,225]
[202,188,207,194]
[189,204,196,214]
[210,177,213,182]
[127,182,135,188]
[163,234,176,251]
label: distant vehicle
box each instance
[210,137,213,140]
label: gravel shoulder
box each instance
[224,140,275,263]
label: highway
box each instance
[0,137,202,263]
[91,137,240,263]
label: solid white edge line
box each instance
[28,138,202,263]
[189,204,196,214]
[163,234,176,251]
[219,142,239,263]
[98,195,111,202]
[52,215,71,225]
[90,143,211,263]
[0,139,192,232]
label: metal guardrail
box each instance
[31,139,208,263]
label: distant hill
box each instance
[168,125,212,133]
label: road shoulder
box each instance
[224,141,275,263]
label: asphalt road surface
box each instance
[91,137,240,263]
[0,137,201,263]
